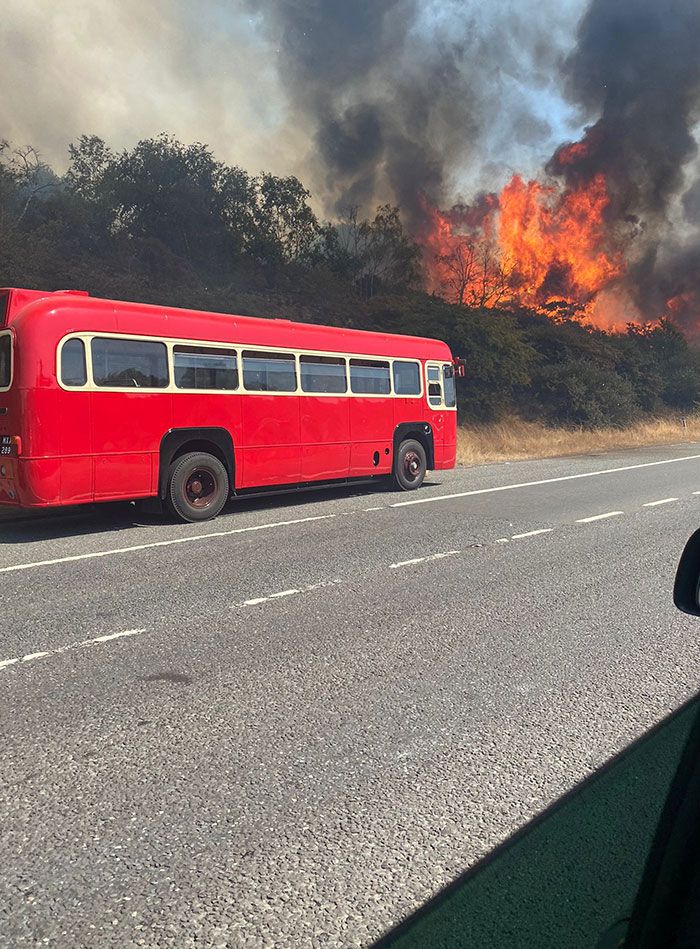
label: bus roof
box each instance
[2,288,452,360]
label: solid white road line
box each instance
[511,528,553,539]
[576,511,624,523]
[0,513,337,575]
[0,628,147,672]
[389,550,460,569]
[392,453,700,508]
[643,497,678,507]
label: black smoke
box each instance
[556,0,700,213]
[552,0,700,328]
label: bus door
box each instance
[425,361,447,448]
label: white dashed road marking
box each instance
[240,579,343,608]
[0,628,147,673]
[576,511,624,523]
[643,497,678,507]
[389,550,460,569]
[511,528,553,539]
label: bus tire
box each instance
[166,451,229,522]
[393,439,427,491]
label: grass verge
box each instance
[457,415,700,466]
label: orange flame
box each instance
[498,174,622,308]
[422,150,635,328]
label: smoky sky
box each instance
[3,0,700,271]
[1,0,584,219]
[0,0,311,186]
[554,0,700,219]
[249,0,584,226]
[546,0,700,324]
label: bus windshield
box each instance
[0,334,10,388]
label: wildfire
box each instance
[423,162,630,327]
[419,122,700,335]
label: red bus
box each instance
[0,288,457,521]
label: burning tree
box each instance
[436,237,514,309]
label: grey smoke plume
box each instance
[251,0,581,227]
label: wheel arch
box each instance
[159,427,235,499]
[393,422,435,470]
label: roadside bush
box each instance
[532,358,641,427]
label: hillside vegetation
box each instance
[1,134,699,431]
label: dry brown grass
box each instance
[457,415,700,466]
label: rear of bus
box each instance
[0,288,62,509]
[0,290,20,506]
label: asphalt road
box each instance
[3,443,700,948]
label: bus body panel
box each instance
[349,397,393,477]
[300,396,350,481]
[240,394,301,487]
[0,289,458,511]
[59,388,92,502]
[91,391,172,500]
[170,393,244,489]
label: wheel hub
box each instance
[403,450,421,482]
[185,468,216,508]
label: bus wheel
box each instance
[167,451,229,522]
[393,439,427,491]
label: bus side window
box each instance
[349,359,391,395]
[173,346,238,390]
[242,351,296,392]
[61,338,87,387]
[393,361,421,395]
[91,337,168,388]
[300,355,347,393]
[0,333,11,388]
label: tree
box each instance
[0,141,59,228]
[436,239,477,305]
[250,173,319,264]
[103,135,254,278]
[319,205,421,297]
[66,135,115,202]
